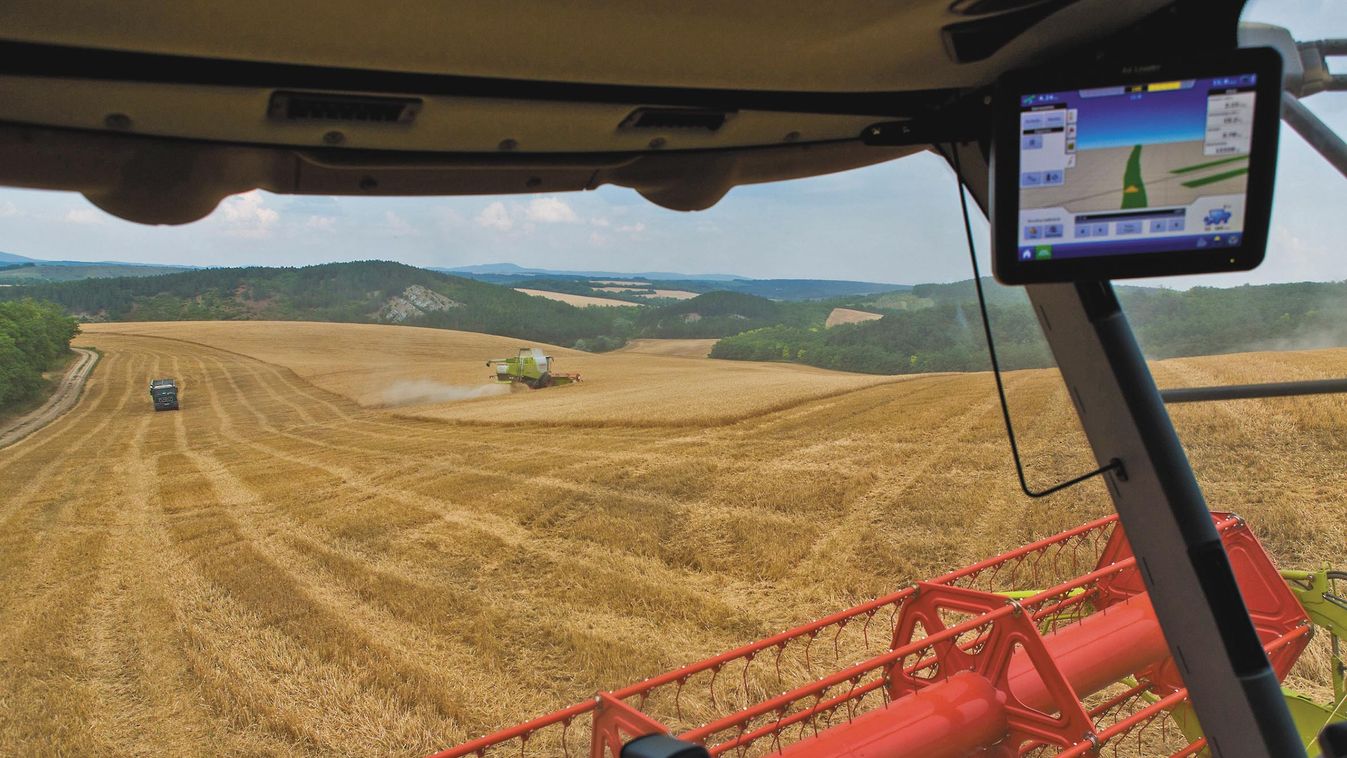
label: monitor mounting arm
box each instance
[1241,23,1347,179]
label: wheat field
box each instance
[824,307,884,327]
[2,321,1344,756]
[613,338,718,358]
[513,289,638,308]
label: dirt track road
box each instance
[0,347,98,449]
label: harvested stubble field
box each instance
[613,338,719,358]
[824,307,884,327]
[513,289,638,307]
[1,320,1344,756]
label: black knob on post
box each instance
[620,733,709,758]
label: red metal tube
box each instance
[777,592,1165,758]
[1008,591,1166,712]
[776,671,1008,758]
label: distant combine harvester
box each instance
[487,348,580,390]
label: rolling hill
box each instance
[8,262,1345,373]
[0,251,194,283]
[714,278,1347,373]
[0,261,632,349]
[0,261,861,351]
[444,264,909,302]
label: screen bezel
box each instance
[991,48,1283,285]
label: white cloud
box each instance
[617,222,646,235]
[62,208,103,225]
[476,201,514,231]
[1264,223,1338,280]
[0,200,19,218]
[590,217,610,227]
[304,215,337,231]
[434,207,465,228]
[218,191,279,239]
[589,231,609,247]
[524,197,578,224]
[384,211,418,236]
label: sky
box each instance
[0,0,1341,288]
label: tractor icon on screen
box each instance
[1203,208,1232,227]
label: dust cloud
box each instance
[379,379,510,407]
[1237,327,1347,354]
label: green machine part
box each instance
[1000,568,1347,754]
[1165,568,1347,756]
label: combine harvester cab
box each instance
[434,513,1346,758]
[148,378,179,411]
[487,347,581,390]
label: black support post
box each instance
[1025,281,1304,758]
[943,140,1304,757]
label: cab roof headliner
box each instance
[0,0,1241,223]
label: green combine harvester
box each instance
[487,348,581,390]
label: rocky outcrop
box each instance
[378,285,461,323]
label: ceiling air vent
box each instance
[268,91,422,123]
[619,107,731,132]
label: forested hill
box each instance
[0,261,842,351]
[0,261,630,348]
[711,280,1347,374]
[632,291,831,338]
[7,263,1343,373]
[906,279,1347,359]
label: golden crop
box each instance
[1,321,1342,756]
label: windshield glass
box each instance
[0,1,1343,756]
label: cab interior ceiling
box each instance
[0,0,1245,225]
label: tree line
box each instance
[712,280,1347,374]
[0,261,634,348]
[0,298,81,410]
[0,262,840,350]
[6,263,1343,375]
[710,301,1050,373]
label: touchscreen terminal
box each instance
[992,50,1281,284]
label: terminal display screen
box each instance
[1016,75,1256,264]
[991,49,1280,284]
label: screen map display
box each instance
[1016,74,1257,264]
